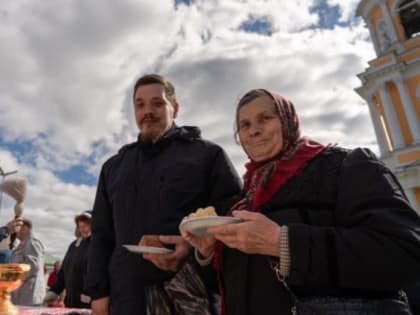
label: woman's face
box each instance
[238,95,283,162]
[77,220,91,239]
[54,261,61,271]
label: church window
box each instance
[398,0,420,39]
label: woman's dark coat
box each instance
[222,147,420,315]
[50,236,91,308]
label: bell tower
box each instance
[355,0,420,212]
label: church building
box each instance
[355,0,420,211]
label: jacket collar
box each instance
[137,123,201,145]
[137,123,202,155]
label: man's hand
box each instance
[143,235,191,272]
[91,296,110,315]
[6,218,23,235]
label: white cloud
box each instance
[327,0,361,22]
[0,0,378,257]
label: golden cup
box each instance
[0,264,30,315]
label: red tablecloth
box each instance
[18,306,91,315]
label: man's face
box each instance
[133,83,178,143]
[17,225,30,241]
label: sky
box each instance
[0,0,377,258]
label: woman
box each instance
[47,260,62,288]
[45,211,92,308]
[181,89,420,315]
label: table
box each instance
[17,306,91,315]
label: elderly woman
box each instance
[181,89,420,315]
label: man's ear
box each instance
[173,102,180,119]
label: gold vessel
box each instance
[0,264,30,315]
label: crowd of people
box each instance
[1,73,420,315]
[0,210,92,310]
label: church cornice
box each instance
[355,57,420,99]
[356,0,381,17]
[358,62,405,84]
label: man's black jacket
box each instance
[85,125,241,310]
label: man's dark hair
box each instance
[21,218,32,229]
[133,74,177,106]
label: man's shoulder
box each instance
[187,136,221,148]
[118,141,138,154]
[31,236,44,246]
[103,141,137,167]
[174,125,224,152]
[180,137,225,159]
[26,236,45,253]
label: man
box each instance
[10,218,45,306]
[85,74,241,315]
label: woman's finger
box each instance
[209,222,242,235]
[232,210,261,221]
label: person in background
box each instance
[182,88,420,315]
[85,74,241,315]
[0,218,23,263]
[0,250,12,263]
[44,211,92,308]
[47,260,62,288]
[10,218,45,306]
[0,218,23,242]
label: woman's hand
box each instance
[180,216,216,258]
[208,210,281,257]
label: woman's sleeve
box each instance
[287,148,420,290]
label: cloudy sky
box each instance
[0,0,377,258]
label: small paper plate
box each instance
[179,216,242,236]
[123,245,173,254]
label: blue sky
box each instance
[1,0,365,188]
[0,0,375,257]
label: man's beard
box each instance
[139,117,159,144]
[139,129,164,144]
[140,132,156,144]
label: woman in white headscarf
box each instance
[45,211,92,308]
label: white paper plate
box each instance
[179,216,242,236]
[123,244,173,254]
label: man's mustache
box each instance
[140,114,159,123]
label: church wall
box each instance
[388,82,413,144]
[416,188,420,206]
[375,90,395,148]
[406,76,420,120]
[398,150,420,163]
